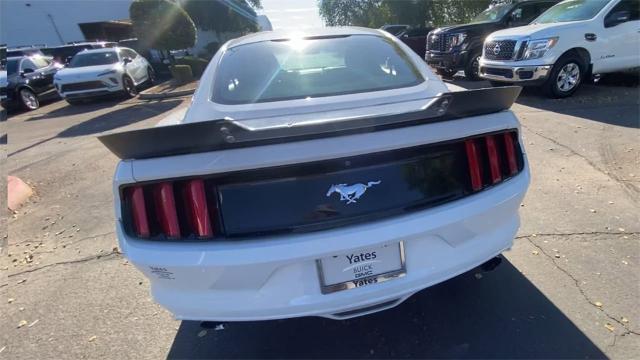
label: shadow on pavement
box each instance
[515,73,639,129]
[167,258,605,359]
[24,96,127,121]
[447,72,639,129]
[57,99,182,137]
[8,99,182,157]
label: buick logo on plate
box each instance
[493,43,501,55]
[326,181,381,204]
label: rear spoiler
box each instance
[98,86,521,160]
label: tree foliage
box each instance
[181,0,262,34]
[318,0,491,28]
[130,0,197,51]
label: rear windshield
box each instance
[533,0,610,23]
[212,35,424,105]
[68,51,118,68]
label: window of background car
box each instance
[68,51,119,68]
[20,59,38,72]
[606,0,640,21]
[30,56,50,69]
[212,35,424,104]
[470,4,514,23]
[121,49,138,59]
[509,2,541,26]
[6,59,19,75]
[533,0,610,24]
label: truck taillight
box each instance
[122,179,218,240]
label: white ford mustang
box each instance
[100,27,530,321]
[54,47,153,104]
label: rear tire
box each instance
[19,88,39,110]
[464,53,482,81]
[542,55,584,98]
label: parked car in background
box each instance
[99,28,530,322]
[7,46,46,58]
[1,55,62,110]
[426,0,559,80]
[393,26,434,57]
[118,38,171,79]
[54,47,154,104]
[41,41,116,65]
[480,0,640,97]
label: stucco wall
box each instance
[0,0,131,47]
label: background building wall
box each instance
[0,0,132,47]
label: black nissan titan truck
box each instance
[425,0,559,80]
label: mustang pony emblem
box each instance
[326,181,381,204]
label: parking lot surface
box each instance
[2,78,639,359]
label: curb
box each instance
[138,88,195,100]
[8,176,33,211]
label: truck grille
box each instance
[427,33,452,52]
[484,40,517,60]
[120,130,524,240]
[60,81,105,93]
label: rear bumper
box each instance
[118,167,529,321]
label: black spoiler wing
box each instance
[98,86,521,160]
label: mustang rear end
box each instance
[100,28,530,321]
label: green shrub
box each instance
[176,56,208,78]
[169,65,193,84]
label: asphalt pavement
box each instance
[2,76,638,359]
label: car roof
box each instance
[76,47,124,54]
[226,27,387,49]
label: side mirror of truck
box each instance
[604,10,630,28]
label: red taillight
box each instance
[466,131,520,192]
[124,179,218,240]
[503,132,518,176]
[153,182,181,238]
[465,139,483,191]
[183,179,213,238]
[485,135,502,184]
[128,186,150,238]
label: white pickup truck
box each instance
[480,0,640,97]
[100,28,530,321]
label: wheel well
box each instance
[16,85,35,94]
[562,47,591,67]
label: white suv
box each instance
[480,0,640,97]
[54,47,154,104]
[99,28,530,321]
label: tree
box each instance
[181,0,262,36]
[130,0,197,53]
[318,0,491,28]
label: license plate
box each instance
[316,242,405,294]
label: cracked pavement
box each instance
[1,77,639,359]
